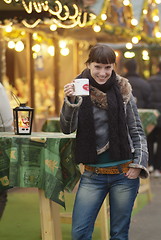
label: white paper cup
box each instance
[73,78,89,96]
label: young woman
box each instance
[60,44,149,240]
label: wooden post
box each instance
[26,32,35,109]
[73,41,79,77]
[0,31,15,87]
[0,30,6,84]
[53,39,60,116]
[38,189,62,240]
[26,32,36,129]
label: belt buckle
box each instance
[95,168,100,174]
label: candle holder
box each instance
[13,103,34,135]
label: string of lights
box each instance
[2,0,95,29]
[1,0,161,45]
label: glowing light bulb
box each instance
[155,0,161,4]
[32,44,41,53]
[21,31,25,36]
[124,51,135,58]
[142,55,149,61]
[115,51,119,57]
[47,46,55,56]
[156,32,161,38]
[131,19,138,26]
[59,40,67,48]
[32,33,38,40]
[33,53,37,59]
[142,50,149,61]
[142,50,149,56]
[123,0,130,6]
[5,25,12,33]
[126,43,133,49]
[60,47,70,56]
[101,14,107,21]
[93,24,101,32]
[143,9,148,15]
[50,24,57,31]
[15,41,24,52]
[8,41,15,49]
[153,16,159,22]
[132,37,139,44]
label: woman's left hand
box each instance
[125,168,141,179]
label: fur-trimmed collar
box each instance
[116,74,132,103]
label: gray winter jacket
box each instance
[60,75,149,179]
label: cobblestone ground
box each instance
[129,177,161,240]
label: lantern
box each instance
[13,103,34,135]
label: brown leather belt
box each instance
[84,161,133,174]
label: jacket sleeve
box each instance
[126,95,149,178]
[0,84,13,132]
[60,96,82,134]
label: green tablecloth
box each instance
[138,109,160,135]
[42,118,61,132]
[0,132,80,208]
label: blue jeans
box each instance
[72,171,140,240]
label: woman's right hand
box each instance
[64,83,76,103]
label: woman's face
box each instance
[88,62,114,84]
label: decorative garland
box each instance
[2,0,161,44]
[2,0,96,29]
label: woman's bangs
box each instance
[94,55,112,64]
[93,48,116,64]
